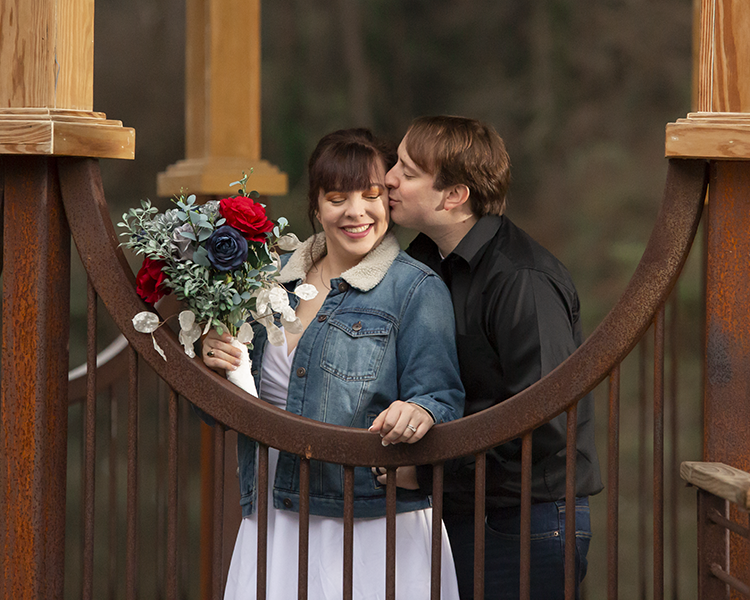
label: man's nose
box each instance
[385,167,397,188]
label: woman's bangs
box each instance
[316,145,376,193]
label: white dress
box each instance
[223,336,461,600]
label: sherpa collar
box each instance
[278,232,401,292]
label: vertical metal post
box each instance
[1,157,71,599]
[704,161,750,585]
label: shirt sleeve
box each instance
[395,272,465,425]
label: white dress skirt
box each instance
[223,336,461,600]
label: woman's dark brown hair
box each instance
[306,128,396,232]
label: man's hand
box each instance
[369,400,434,445]
[371,466,419,490]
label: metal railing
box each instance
[58,156,709,599]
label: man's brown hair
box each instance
[405,115,511,217]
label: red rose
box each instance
[219,196,274,242]
[136,257,171,304]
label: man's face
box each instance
[385,137,447,232]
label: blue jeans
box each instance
[443,498,592,600]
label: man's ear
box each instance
[443,184,471,212]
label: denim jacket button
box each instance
[283,498,293,508]
[338,281,349,292]
[352,321,362,331]
[296,367,306,378]
[317,314,328,322]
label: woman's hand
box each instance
[202,329,242,373]
[371,466,419,490]
[369,401,434,445]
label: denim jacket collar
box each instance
[277,232,401,292]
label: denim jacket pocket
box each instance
[321,314,392,381]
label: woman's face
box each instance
[316,159,390,268]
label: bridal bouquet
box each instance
[119,174,316,394]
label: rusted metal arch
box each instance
[58,157,708,468]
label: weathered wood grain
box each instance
[681,461,750,510]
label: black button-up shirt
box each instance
[408,215,602,513]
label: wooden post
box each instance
[0,1,134,597]
[156,0,287,197]
[667,2,750,597]
[0,0,135,159]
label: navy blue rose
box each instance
[206,225,248,271]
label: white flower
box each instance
[133,311,160,333]
[265,321,285,346]
[294,283,318,301]
[276,233,302,251]
[177,310,202,358]
[280,305,304,334]
[269,286,290,312]
[237,322,255,345]
[255,288,271,316]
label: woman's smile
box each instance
[341,223,374,237]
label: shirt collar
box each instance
[448,214,504,270]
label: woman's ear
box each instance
[443,184,471,212]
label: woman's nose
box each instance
[346,196,367,216]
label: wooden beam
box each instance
[665,112,750,159]
[681,461,750,510]
[0,109,135,160]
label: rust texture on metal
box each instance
[126,346,138,600]
[199,422,215,600]
[653,307,666,600]
[638,336,650,600]
[697,491,730,599]
[709,507,750,539]
[431,464,444,600]
[343,466,355,600]
[56,157,709,468]
[108,384,119,600]
[520,435,532,600]
[564,405,577,600]
[83,278,97,600]
[298,458,310,600]
[607,365,621,600]
[256,443,269,600]
[167,388,179,600]
[1,156,70,599]
[668,291,680,599]
[705,160,750,588]
[710,563,750,597]
[473,452,486,600]
[385,468,397,600]
[212,427,225,600]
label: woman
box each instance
[203,129,464,599]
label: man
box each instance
[382,115,603,600]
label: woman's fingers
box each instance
[371,401,435,445]
[202,329,243,371]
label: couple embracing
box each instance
[203,116,603,600]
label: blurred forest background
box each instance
[66,0,705,598]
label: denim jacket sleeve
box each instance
[396,272,465,423]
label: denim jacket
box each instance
[238,232,465,518]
